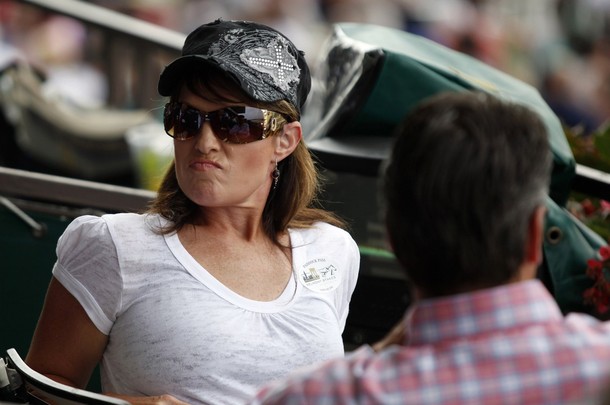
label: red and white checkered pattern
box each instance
[251,280,610,405]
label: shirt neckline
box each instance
[164,226,304,313]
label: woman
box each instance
[26,19,360,405]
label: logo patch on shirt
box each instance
[299,258,341,293]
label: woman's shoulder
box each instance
[64,212,155,232]
[311,221,351,234]
[61,212,162,244]
[58,213,165,263]
[291,221,357,246]
[100,212,159,229]
[61,214,108,241]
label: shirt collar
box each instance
[405,280,563,345]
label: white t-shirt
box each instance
[52,213,360,405]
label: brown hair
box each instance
[147,65,346,245]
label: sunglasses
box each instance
[163,102,287,144]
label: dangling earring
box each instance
[272,159,280,190]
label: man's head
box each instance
[383,91,552,298]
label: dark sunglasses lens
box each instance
[163,104,176,136]
[164,103,269,144]
[164,103,202,140]
[210,107,265,144]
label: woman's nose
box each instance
[194,121,220,152]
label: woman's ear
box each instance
[275,121,302,160]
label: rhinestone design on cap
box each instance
[204,28,301,107]
[241,38,300,92]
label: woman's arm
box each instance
[371,317,407,353]
[105,394,190,404]
[26,276,108,388]
[27,278,191,405]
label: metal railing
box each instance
[0,166,155,213]
[574,164,610,202]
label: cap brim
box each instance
[157,53,302,116]
[158,55,221,96]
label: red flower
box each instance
[587,259,603,278]
[581,199,597,216]
[600,200,610,216]
[583,246,610,317]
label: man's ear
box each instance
[513,205,546,283]
[275,121,302,160]
[525,205,546,266]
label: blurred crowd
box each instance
[1,0,610,134]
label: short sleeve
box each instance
[52,215,122,334]
[336,230,360,330]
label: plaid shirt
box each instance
[250,280,610,405]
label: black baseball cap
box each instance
[158,19,311,118]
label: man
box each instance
[249,91,610,404]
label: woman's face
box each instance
[172,86,279,210]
